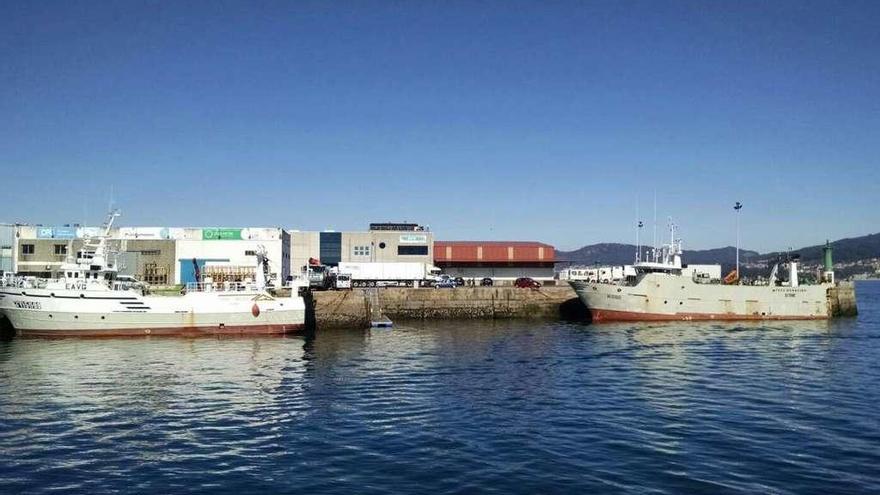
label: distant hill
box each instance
[755,233,880,265]
[557,243,759,267]
[558,232,880,269]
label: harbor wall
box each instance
[311,282,860,329]
[312,287,586,329]
[828,282,858,317]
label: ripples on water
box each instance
[1,282,879,494]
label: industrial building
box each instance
[433,241,556,284]
[4,218,563,288]
[171,227,289,285]
[9,224,289,286]
[290,223,433,273]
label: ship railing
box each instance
[184,281,261,293]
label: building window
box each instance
[353,246,371,257]
[140,250,161,256]
[319,232,342,266]
[54,244,68,255]
[398,245,428,256]
[245,250,256,256]
[21,244,34,255]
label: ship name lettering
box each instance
[607,294,622,300]
[65,282,87,290]
[14,301,41,310]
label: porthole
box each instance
[50,293,55,297]
[49,314,53,318]
[74,315,78,319]
[80,294,85,298]
[664,300,668,304]
[101,316,105,320]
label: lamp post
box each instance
[734,201,743,283]
[636,221,644,263]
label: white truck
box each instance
[335,262,442,288]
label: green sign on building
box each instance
[202,228,242,240]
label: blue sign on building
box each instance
[54,227,76,239]
[36,227,77,239]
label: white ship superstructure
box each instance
[570,222,834,322]
[0,211,306,337]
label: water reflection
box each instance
[0,284,878,494]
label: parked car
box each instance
[480,277,493,287]
[514,277,541,289]
[115,275,149,291]
[453,277,465,287]
[435,275,456,288]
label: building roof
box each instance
[434,241,555,263]
[435,241,554,247]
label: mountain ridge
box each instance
[557,233,880,270]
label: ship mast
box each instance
[635,197,642,264]
[652,190,657,263]
[81,209,120,267]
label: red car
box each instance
[514,277,541,289]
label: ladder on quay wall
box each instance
[365,288,393,328]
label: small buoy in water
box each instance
[252,304,260,317]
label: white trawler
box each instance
[0,211,306,337]
[570,222,834,322]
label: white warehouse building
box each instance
[8,223,289,286]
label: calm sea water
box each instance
[1,282,879,494]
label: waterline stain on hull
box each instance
[589,308,828,323]
[16,323,306,338]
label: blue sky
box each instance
[2,1,878,252]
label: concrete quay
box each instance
[828,282,858,317]
[311,286,587,329]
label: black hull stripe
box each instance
[8,293,140,300]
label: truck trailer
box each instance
[335,262,441,288]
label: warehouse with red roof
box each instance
[433,241,556,285]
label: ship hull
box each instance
[0,287,306,338]
[570,275,831,323]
